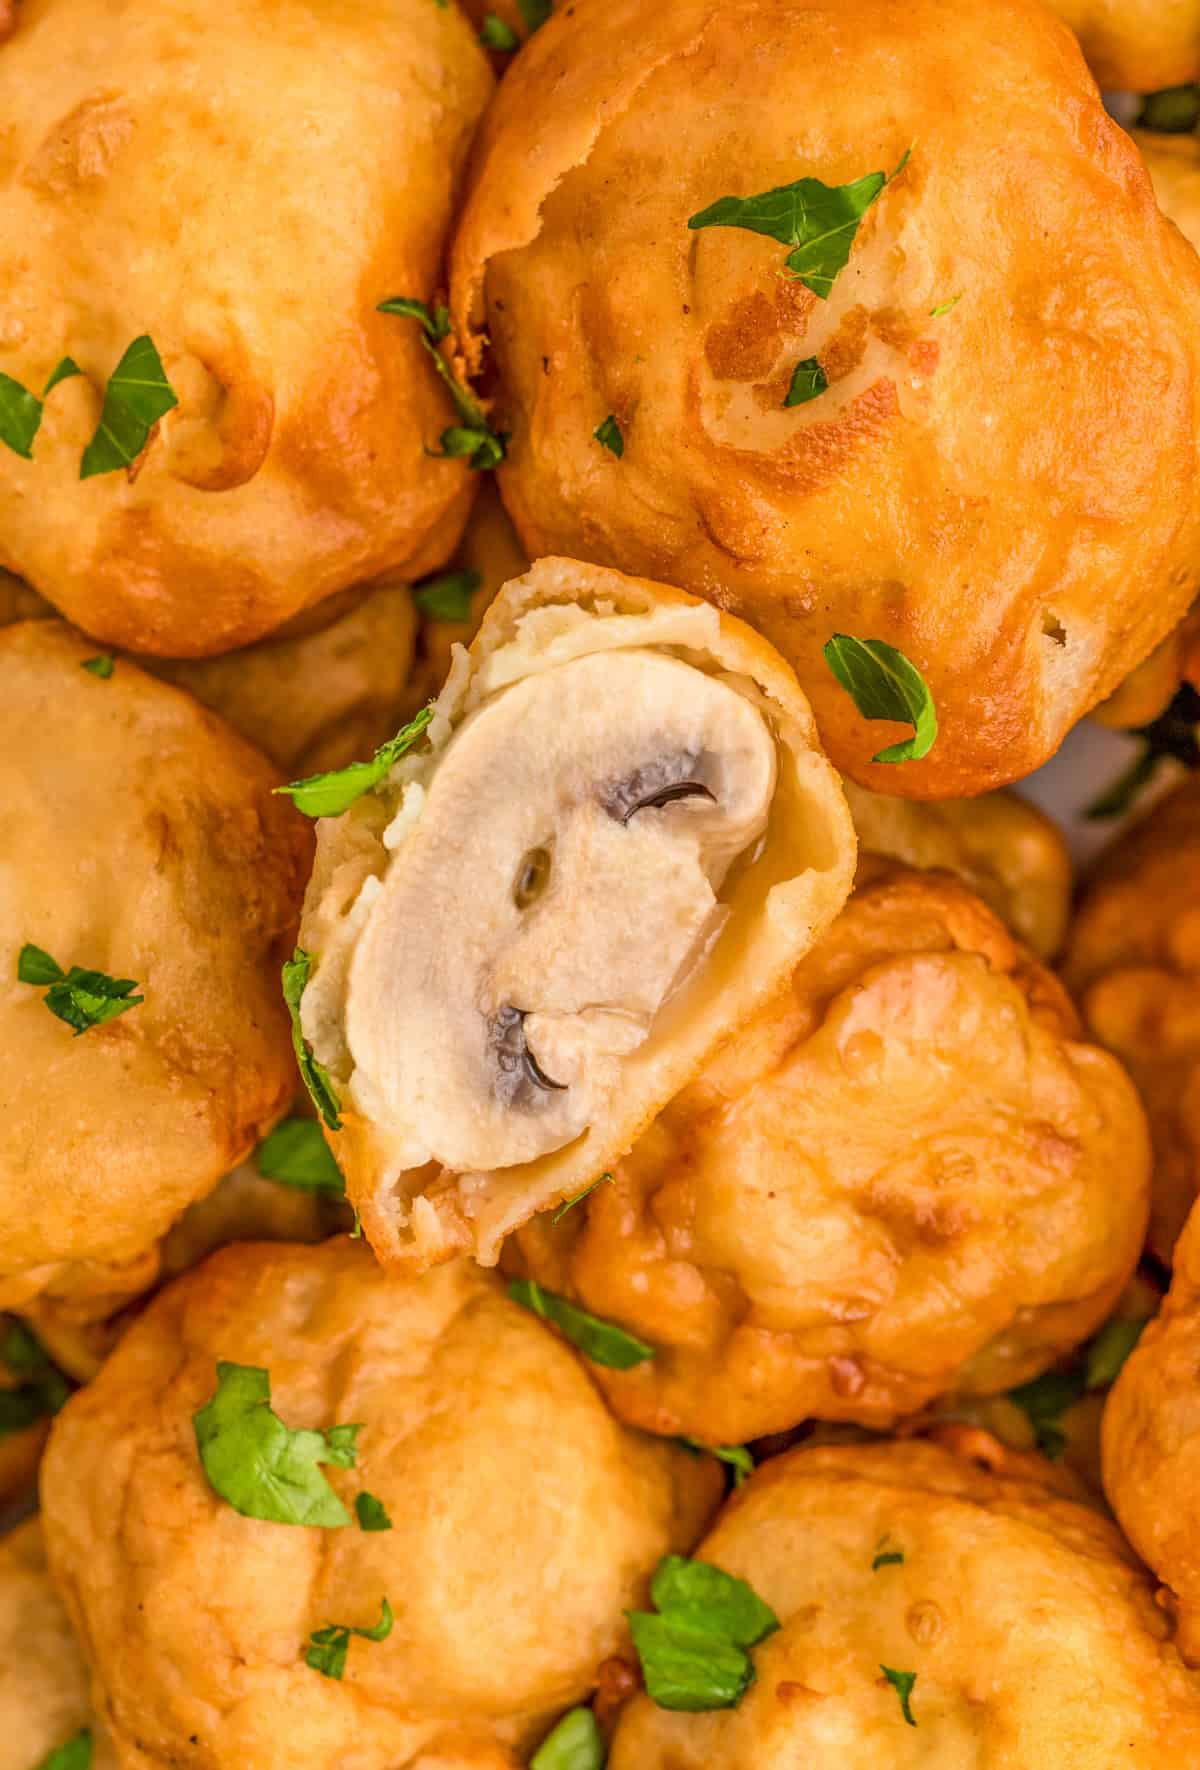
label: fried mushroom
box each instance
[299,558,856,1271]
[40,1240,720,1770]
[608,1437,1200,1765]
[1063,776,1200,1262]
[450,0,1200,797]
[0,620,310,1310]
[509,860,1149,1443]
[0,0,493,655]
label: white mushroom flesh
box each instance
[344,647,777,1170]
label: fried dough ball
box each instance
[40,1240,720,1770]
[509,860,1149,1443]
[450,0,1200,798]
[608,1436,1200,1766]
[300,558,856,1273]
[0,1518,116,1770]
[1045,0,1200,88]
[1063,776,1200,1262]
[0,0,493,657]
[0,621,310,1311]
[843,782,1073,958]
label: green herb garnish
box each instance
[304,1596,393,1680]
[784,357,827,406]
[34,1731,93,1770]
[0,357,81,460]
[1085,684,1200,820]
[530,1707,606,1769]
[277,704,433,819]
[80,336,177,479]
[193,1361,360,1527]
[412,568,481,622]
[680,1438,754,1488]
[0,1319,70,1438]
[688,151,909,299]
[594,414,624,456]
[823,634,937,763]
[256,1117,345,1195]
[355,1491,393,1532]
[80,655,115,679]
[17,943,143,1035]
[378,297,507,469]
[552,1173,613,1223]
[1084,1316,1145,1390]
[507,1278,653,1369]
[1138,85,1200,133]
[516,0,552,29]
[480,13,518,47]
[627,1553,780,1712]
[281,950,342,1131]
[871,1538,904,1570]
[882,1666,917,1726]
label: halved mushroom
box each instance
[299,557,856,1269]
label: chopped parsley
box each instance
[304,1596,393,1680]
[0,357,81,460]
[530,1707,605,1769]
[593,414,624,456]
[193,1361,361,1527]
[930,295,962,318]
[1085,684,1200,820]
[256,1117,345,1195]
[17,943,143,1035]
[881,1666,917,1726]
[80,654,115,679]
[507,1278,653,1369]
[0,1319,70,1438]
[823,634,938,763]
[552,1172,613,1223]
[1008,1314,1148,1457]
[355,1490,393,1532]
[80,336,178,479]
[412,568,481,622]
[378,296,506,469]
[784,357,827,406]
[34,1732,93,1770]
[277,704,433,819]
[1083,1315,1146,1390]
[680,1438,754,1488]
[627,1553,780,1712]
[480,13,518,48]
[688,151,910,299]
[871,1538,904,1570]
[281,950,342,1131]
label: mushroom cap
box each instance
[1063,776,1200,1263]
[509,861,1149,1442]
[300,557,856,1271]
[449,0,1200,797]
[0,620,311,1309]
[40,1239,720,1770]
[608,1435,1200,1765]
[0,0,492,656]
[843,783,1073,959]
[1043,0,1200,88]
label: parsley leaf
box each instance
[552,1173,613,1223]
[0,357,81,460]
[594,414,624,456]
[281,949,343,1131]
[0,1318,71,1439]
[34,1731,93,1770]
[1084,1316,1145,1390]
[193,1361,361,1527]
[413,568,481,622]
[823,634,938,763]
[304,1596,393,1680]
[930,295,962,318]
[680,1438,754,1488]
[80,654,115,679]
[882,1666,917,1726]
[480,13,519,47]
[1085,684,1200,820]
[871,1538,904,1570]
[1007,1365,1085,1459]
[507,1278,654,1369]
[355,1490,393,1532]
[80,336,178,479]
[516,0,552,30]
[17,943,143,1035]
[277,704,433,819]
[256,1117,345,1195]
[1138,85,1200,133]
[530,1707,605,1770]
[784,358,827,406]
[627,1553,779,1712]
[688,152,909,299]
[378,297,507,470]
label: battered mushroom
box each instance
[1044,0,1200,88]
[509,860,1149,1443]
[299,558,856,1271]
[450,0,1200,796]
[608,1437,1200,1765]
[843,782,1073,958]
[0,620,310,1310]
[40,1240,720,1770]
[1063,776,1200,1262]
[0,0,493,656]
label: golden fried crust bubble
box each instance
[1044,0,1200,89]
[449,0,1200,797]
[0,620,311,1311]
[299,559,856,1273]
[1064,776,1200,1262]
[40,1241,720,1770]
[509,861,1149,1443]
[0,0,494,656]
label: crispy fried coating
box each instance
[509,862,1149,1443]
[0,1518,117,1770]
[0,621,310,1310]
[0,0,493,656]
[844,782,1073,958]
[608,1436,1200,1765]
[1045,0,1200,88]
[1064,776,1200,1262]
[40,1240,720,1770]
[450,0,1200,797]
